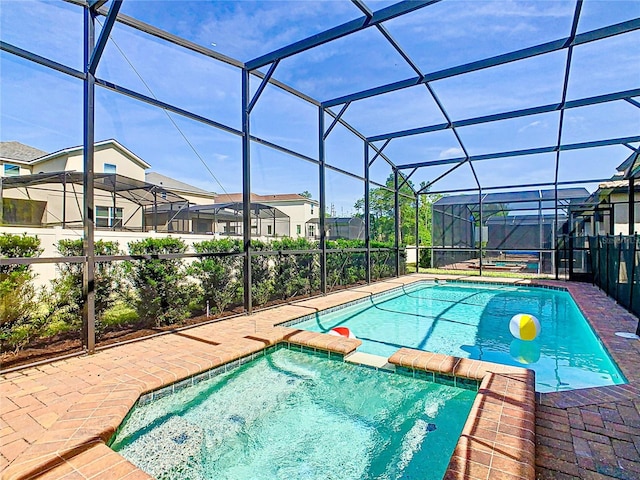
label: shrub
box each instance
[326,239,366,288]
[101,302,139,329]
[271,237,319,299]
[419,248,431,269]
[42,319,73,338]
[51,239,121,331]
[324,239,405,285]
[2,324,35,352]
[250,240,273,306]
[371,240,396,280]
[0,233,42,265]
[127,237,192,327]
[190,238,243,314]
[0,233,42,351]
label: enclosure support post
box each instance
[538,199,543,275]
[630,234,637,313]
[319,107,327,294]
[568,210,575,279]
[242,68,253,314]
[568,227,574,279]
[592,234,598,286]
[554,183,559,280]
[430,202,434,269]
[62,174,67,229]
[605,234,610,296]
[415,194,420,273]
[631,235,639,336]
[82,5,96,354]
[364,142,371,284]
[112,180,117,231]
[629,178,635,235]
[394,168,400,277]
[478,189,483,276]
[617,233,623,302]
[153,191,158,231]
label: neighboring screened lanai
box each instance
[166,202,291,236]
[0,0,638,352]
[431,188,590,274]
[0,171,188,230]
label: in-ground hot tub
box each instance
[109,346,476,480]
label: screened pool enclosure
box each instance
[0,0,639,358]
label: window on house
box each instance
[104,163,117,174]
[310,204,314,215]
[296,224,301,235]
[4,164,20,177]
[308,225,315,237]
[267,225,273,235]
[95,206,123,228]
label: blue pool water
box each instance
[110,348,476,480]
[294,282,626,393]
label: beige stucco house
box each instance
[1,139,149,180]
[212,192,319,238]
[1,140,152,230]
[572,151,640,236]
[584,179,640,235]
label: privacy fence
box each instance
[560,234,640,333]
[589,235,640,330]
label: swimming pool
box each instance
[110,347,476,480]
[291,281,626,393]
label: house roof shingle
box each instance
[145,172,214,196]
[0,141,48,162]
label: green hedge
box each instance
[1,234,405,354]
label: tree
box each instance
[416,183,441,248]
[354,174,441,246]
[299,190,312,199]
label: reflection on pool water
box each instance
[110,347,476,480]
[293,282,626,393]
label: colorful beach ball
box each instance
[328,327,357,339]
[509,313,541,341]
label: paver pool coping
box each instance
[1,274,637,480]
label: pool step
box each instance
[345,351,394,371]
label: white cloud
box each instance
[518,120,547,133]
[439,147,464,159]
[212,153,229,162]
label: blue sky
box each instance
[1,0,639,214]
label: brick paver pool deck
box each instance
[1,274,639,479]
[533,281,640,480]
